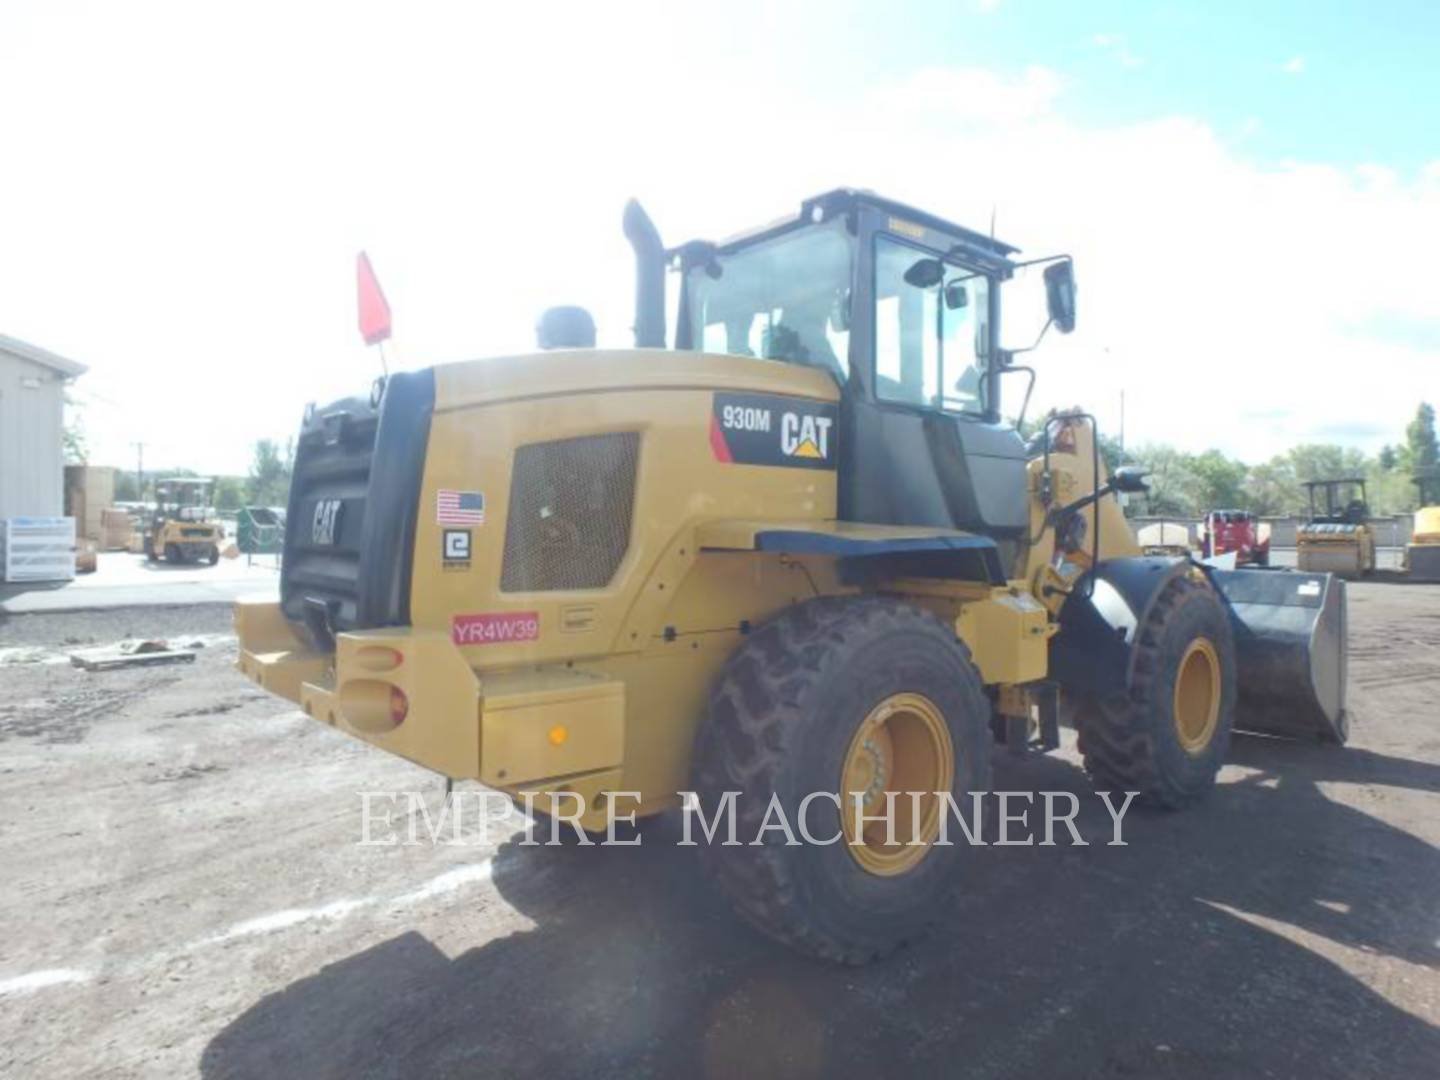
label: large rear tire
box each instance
[691,596,991,964]
[1073,574,1237,809]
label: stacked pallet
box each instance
[101,507,135,550]
[1,516,76,582]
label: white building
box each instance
[0,334,87,519]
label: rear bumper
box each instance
[234,597,626,818]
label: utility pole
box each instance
[1119,390,1126,456]
[132,442,144,501]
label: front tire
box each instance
[164,542,181,563]
[691,596,991,964]
[1073,575,1237,809]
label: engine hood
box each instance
[433,348,840,414]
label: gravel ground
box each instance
[0,583,1436,1079]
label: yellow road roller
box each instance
[1404,472,1440,581]
[1297,478,1375,578]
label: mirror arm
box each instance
[997,360,1037,431]
[1007,317,1054,358]
[1007,252,1072,272]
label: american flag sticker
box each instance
[437,489,485,526]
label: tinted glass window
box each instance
[874,237,990,413]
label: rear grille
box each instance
[181,527,212,538]
[501,433,640,592]
[280,370,434,640]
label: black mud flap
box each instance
[1049,557,1191,700]
[1208,567,1348,744]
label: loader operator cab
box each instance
[1304,479,1369,526]
[154,478,214,524]
[664,189,1076,547]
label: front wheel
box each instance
[164,542,181,563]
[207,545,220,565]
[1073,574,1237,809]
[691,596,992,964]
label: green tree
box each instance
[246,438,293,506]
[213,476,246,511]
[1288,443,1368,484]
[114,471,140,501]
[1244,456,1299,515]
[1130,444,1196,516]
[1097,433,1129,474]
[1377,444,1398,471]
[1405,402,1438,472]
[1187,449,1248,511]
[62,391,87,464]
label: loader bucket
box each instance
[1208,568,1348,744]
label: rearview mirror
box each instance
[1112,465,1149,493]
[943,281,969,310]
[1043,260,1077,334]
[903,258,944,289]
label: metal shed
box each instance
[0,333,87,519]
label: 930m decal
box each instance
[710,392,837,470]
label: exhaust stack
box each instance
[623,199,666,349]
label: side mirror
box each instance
[903,258,944,289]
[1043,260,1077,334]
[943,281,969,310]
[1112,465,1149,493]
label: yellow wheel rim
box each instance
[1173,638,1221,754]
[840,692,955,877]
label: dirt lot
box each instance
[0,582,1436,1079]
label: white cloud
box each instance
[868,66,1063,125]
[0,5,1433,473]
[1282,56,1305,74]
[1092,32,1144,68]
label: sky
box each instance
[2,0,1438,475]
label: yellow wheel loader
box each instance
[235,191,1348,962]
[1403,472,1440,581]
[144,478,223,565]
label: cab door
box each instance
[839,231,1028,541]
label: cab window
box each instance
[686,223,853,383]
[874,236,990,413]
